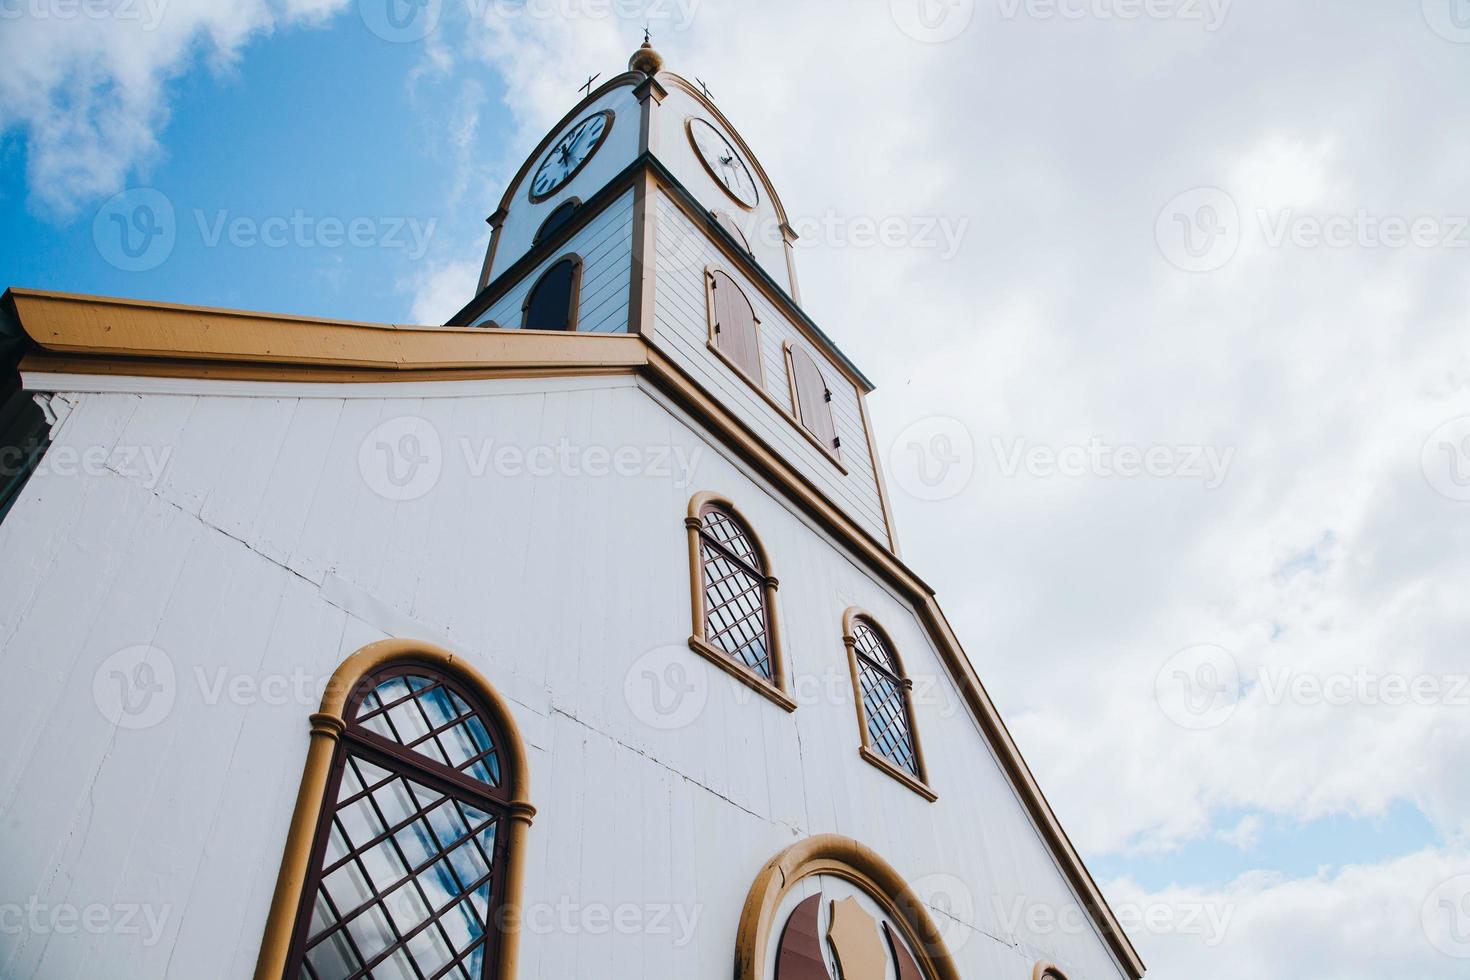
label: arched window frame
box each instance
[519,253,583,332]
[734,834,963,980]
[254,639,536,980]
[783,341,844,465]
[1033,964,1071,980]
[703,265,765,389]
[532,197,582,247]
[842,608,935,802]
[684,492,795,712]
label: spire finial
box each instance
[629,28,663,75]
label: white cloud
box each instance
[0,0,350,217]
[1106,846,1470,978]
[407,257,480,324]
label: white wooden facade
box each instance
[0,48,1141,980]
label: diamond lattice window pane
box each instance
[701,542,772,678]
[701,510,759,566]
[854,622,919,777]
[353,674,501,789]
[299,752,501,980]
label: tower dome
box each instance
[629,35,663,74]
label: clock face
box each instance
[529,110,614,202]
[688,118,759,210]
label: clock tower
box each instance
[459,37,804,323]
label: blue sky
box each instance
[3,3,1468,976]
[1,12,506,323]
[1090,803,1439,892]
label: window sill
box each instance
[704,339,849,475]
[687,635,798,712]
[860,745,937,802]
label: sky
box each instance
[3,0,1470,976]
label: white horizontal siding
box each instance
[473,188,633,334]
[0,381,1128,980]
[650,190,889,544]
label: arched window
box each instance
[785,343,840,456]
[705,269,763,384]
[1033,964,1071,980]
[532,199,580,246]
[521,256,580,331]
[255,640,535,980]
[711,209,751,252]
[735,834,963,980]
[842,609,934,801]
[684,493,794,711]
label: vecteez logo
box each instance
[93,188,176,273]
[1154,644,1241,730]
[358,416,444,501]
[92,645,177,730]
[359,0,443,42]
[887,416,976,502]
[1156,187,1241,273]
[890,0,976,43]
[624,644,709,730]
[1423,874,1470,958]
[1423,0,1470,42]
[1422,417,1470,502]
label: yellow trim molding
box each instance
[733,834,962,980]
[251,638,536,980]
[5,288,645,375]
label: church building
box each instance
[0,41,1145,980]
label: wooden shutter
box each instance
[709,271,762,382]
[788,344,839,452]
